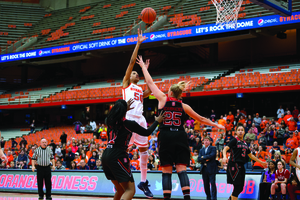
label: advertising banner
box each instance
[0,170,261,200]
[1,11,300,63]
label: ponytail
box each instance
[170,81,187,99]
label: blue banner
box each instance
[1,11,300,63]
[0,170,261,199]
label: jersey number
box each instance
[134,92,143,103]
[241,149,246,157]
[163,111,182,126]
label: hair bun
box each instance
[177,81,186,91]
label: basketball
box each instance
[141,7,156,24]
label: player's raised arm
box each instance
[136,56,166,103]
[142,59,152,98]
[182,103,225,130]
[123,29,147,88]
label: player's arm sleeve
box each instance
[125,120,159,136]
[227,138,237,148]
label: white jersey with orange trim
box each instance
[122,83,144,116]
[296,147,300,181]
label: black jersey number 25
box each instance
[163,111,182,126]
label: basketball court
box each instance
[0,193,161,200]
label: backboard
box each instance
[251,0,292,16]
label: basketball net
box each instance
[212,0,243,29]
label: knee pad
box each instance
[232,184,244,197]
[177,171,190,188]
[162,173,172,194]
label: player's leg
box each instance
[270,183,278,199]
[162,166,173,200]
[119,181,136,200]
[136,116,153,198]
[176,165,190,200]
[111,180,125,200]
[280,183,286,199]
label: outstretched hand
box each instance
[137,28,148,44]
[127,98,134,111]
[155,111,166,123]
[136,55,150,69]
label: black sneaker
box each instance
[38,196,44,200]
[46,196,52,200]
[137,180,153,198]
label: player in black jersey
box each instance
[137,56,225,200]
[222,123,267,200]
[102,99,164,200]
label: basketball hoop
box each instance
[212,0,243,29]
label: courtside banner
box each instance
[1,11,300,63]
[0,170,261,199]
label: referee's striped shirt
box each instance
[32,146,54,166]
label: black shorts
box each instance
[102,148,134,183]
[158,130,190,167]
[227,161,246,186]
[275,183,284,193]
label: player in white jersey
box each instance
[288,146,300,200]
[122,29,153,198]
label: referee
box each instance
[32,139,55,200]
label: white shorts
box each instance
[126,114,148,148]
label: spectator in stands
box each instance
[271,160,290,200]
[60,132,67,145]
[278,113,285,125]
[0,136,4,151]
[193,137,202,152]
[243,123,249,135]
[99,124,107,141]
[297,116,300,129]
[55,145,62,158]
[6,150,13,166]
[277,105,284,119]
[90,120,96,131]
[276,125,285,145]
[248,123,258,135]
[238,116,246,125]
[88,151,98,170]
[266,126,275,146]
[259,160,276,200]
[224,131,234,146]
[244,130,256,145]
[284,111,293,124]
[194,120,201,133]
[71,142,78,153]
[254,113,262,132]
[215,134,224,151]
[235,109,244,124]
[287,117,297,131]
[246,115,253,129]
[147,154,157,170]
[218,115,226,127]
[69,161,77,170]
[225,119,233,133]
[186,117,195,129]
[292,106,299,120]
[78,159,89,170]
[288,147,300,200]
[227,111,234,124]
[283,128,290,149]
[19,136,27,148]
[207,132,213,143]
[55,160,65,170]
[8,161,17,169]
[269,141,281,157]
[273,151,282,162]
[285,107,290,115]
[18,161,27,169]
[64,147,75,168]
[73,120,82,134]
[49,140,56,155]
[210,110,216,122]
[17,149,27,166]
[85,122,93,133]
[93,159,102,170]
[241,108,247,117]
[130,154,140,170]
[11,138,17,152]
[258,132,267,147]
[286,132,298,149]
[30,120,35,133]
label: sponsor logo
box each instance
[258,19,264,26]
[38,50,51,56]
[111,40,117,45]
[52,47,70,53]
[257,18,277,26]
[118,38,126,44]
[167,29,192,37]
[150,33,167,40]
